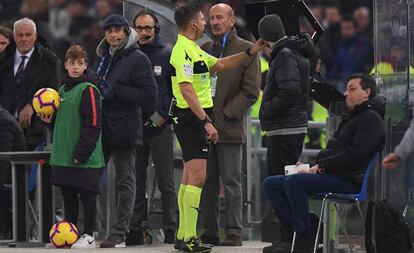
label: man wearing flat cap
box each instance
[95,13,158,248]
[258,14,317,253]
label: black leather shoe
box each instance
[200,234,220,246]
[125,230,144,246]
[263,241,292,253]
[292,230,315,253]
[174,238,185,250]
[220,234,242,246]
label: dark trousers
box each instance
[266,134,305,176]
[263,174,358,232]
[129,127,177,232]
[107,148,137,238]
[61,186,97,236]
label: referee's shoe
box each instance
[181,237,213,252]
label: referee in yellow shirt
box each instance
[170,4,265,252]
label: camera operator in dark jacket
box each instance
[258,14,316,176]
[126,10,177,245]
[95,14,157,248]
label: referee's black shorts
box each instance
[173,108,212,162]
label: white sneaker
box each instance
[114,241,126,248]
[71,233,96,249]
[45,242,56,248]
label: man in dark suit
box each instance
[0,17,60,149]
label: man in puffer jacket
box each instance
[258,14,316,177]
[95,14,157,248]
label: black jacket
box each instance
[259,33,315,132]
[96,29,158,149]
[316,96,386,186]
[138,35,173,139]
[0,106,26,185]
[0,42,60,146]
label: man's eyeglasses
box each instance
[134,26,155,32]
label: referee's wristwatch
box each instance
[201,115,212,125]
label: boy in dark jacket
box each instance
[262,73,385,253]
[39,45,104,249]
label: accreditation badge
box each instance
[154,65,162,76]
[210,73,218,97]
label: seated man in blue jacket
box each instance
[262,73,385,253]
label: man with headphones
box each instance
[126,10,177,246]
[96,14,158,248]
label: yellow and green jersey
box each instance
[170,34,218,109]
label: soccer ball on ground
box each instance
[32,88,60,116]
[49,221,79,248]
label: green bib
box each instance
[50,82,104,169]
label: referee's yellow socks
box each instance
[176,184,187,240]
[183,185,202,242]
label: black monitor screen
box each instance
[245,0,300,39]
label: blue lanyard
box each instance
[210,32,228,59]
[96,56,112,80]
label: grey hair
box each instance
[13,17,37,34]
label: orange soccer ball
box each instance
[32,88,60,115]
[49,221,79,248]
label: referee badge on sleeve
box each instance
[184,64,193,76]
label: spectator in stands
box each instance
[258,14,316,176]
[20,0,55,48]
[199,3,260,247]
[370,36,414,75]
[263,74,385,253]
[67,0,95,40]
[353,6,372,39]
[0,17,60,150]
[48,0,70,41]
[95,0,113,24]
[328,17,372,90]
[126,10,177,246]
[318,5,342,74]
[108,0,123,14]
[0,26,12,53]
[0,104,25,240]
[95,14,157,248]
